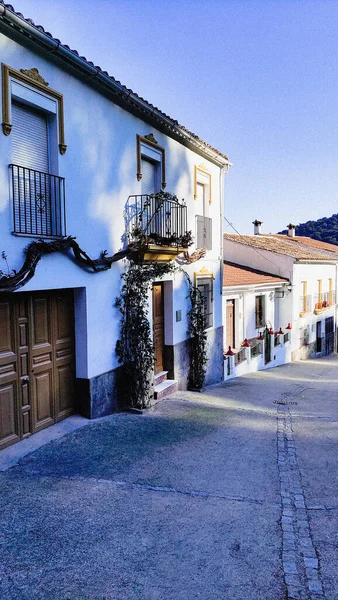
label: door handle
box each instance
[22,376,30,383]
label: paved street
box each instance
[1,356,338,600]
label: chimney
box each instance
[287,223,296,238]
[252,219,263,235]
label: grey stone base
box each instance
[76,366,122,419]
[164,326,224,390]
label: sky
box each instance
[9,0,338,234]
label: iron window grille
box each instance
[10,164,66,237]
[196,276,213,329]
[250,340,262,358]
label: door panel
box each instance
[0,298,19,448]
[17,296,31,438]
[30,295,54,433]
[0,290,75,449]
[153,284,164,374]
[54,291,75,420]
[226,300,235,349]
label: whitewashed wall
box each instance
[0,33,224,380]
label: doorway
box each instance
[152,283,164,374]
[226,299,235,349]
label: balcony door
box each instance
[11,101,52,236]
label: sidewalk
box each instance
[0,355,337,599]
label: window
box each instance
[141,157,159,195]
[195,164,212,250]
[2,64,66,237]
[196,275,213,329]
[136,133,165,189]
[255,295,265,328]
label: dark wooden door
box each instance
[325,316,334,355]
[264,327,271,364]
[316,321,322,353]
[0,290,75,449]
[53,290,75,421]
[153,284,164,374]
[30,293,54,433]
[0,297,20,449]
[226,300,235,349]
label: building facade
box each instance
[223,224,338,376]
[222,261,292,379]
[0,3,230,449]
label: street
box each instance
[1,356,338,600]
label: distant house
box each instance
[223,222,338,376]
[222,261,291,379]
[0,3,230,450]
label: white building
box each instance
[0,3,230,449]
[222,261,291,379]
[223,223,338,375]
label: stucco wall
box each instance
[0,32,225,383]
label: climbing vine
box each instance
[185,273,208,391]
[115,261,177,409]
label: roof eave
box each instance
[0,3,230,168]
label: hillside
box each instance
[279,213,338,246]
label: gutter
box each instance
[0,3,230,168]
[222,281,288,295]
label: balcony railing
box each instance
[234,347,246,366]
[126,192,188,248]
[10,164,66,237]
[251,340,262,358]
[314,292,336,311]
[299,295,312,315]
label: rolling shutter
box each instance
[11,102,51,235]
[12,102,49,172]
[141,158,157,195]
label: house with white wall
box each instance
[222,261,291,379]
[0,3,230,449]
[223,223,338,376]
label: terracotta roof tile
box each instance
[223,261,289,288]
[0,2,229,164]
[224,233,338,261]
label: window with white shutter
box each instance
[141,158,158,195]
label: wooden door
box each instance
[0,290,75,449]
[30,293,54,433]
[153,284,164,374]
[0,297,20,449]
[226,300,235,349]
[54,290,75,421]
[316,321,322,353]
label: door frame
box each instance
[152,282,165,375]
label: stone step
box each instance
[154,379,178,401]
[154,370,168,386]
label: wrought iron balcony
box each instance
[126,192,189,250]
[9,164,66,237]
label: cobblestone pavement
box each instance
[0,355,337,599]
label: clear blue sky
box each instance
[10,0,338,233]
